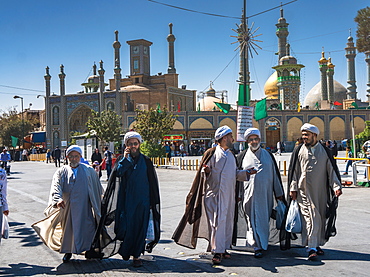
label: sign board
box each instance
[163,134,184,141]
[61,140,67,147]
[236,106,254,141]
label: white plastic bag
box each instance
[285,200,302,233]
[275,200,286,230]
[2,214,9,239]
[146,209,155,242]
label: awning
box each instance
[31,132,46,143]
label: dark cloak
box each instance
[280,143,341,250]
[233,148,287,246]
[87,153,160,259]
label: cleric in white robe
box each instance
[32,145,103,263]
[236,128,285,258]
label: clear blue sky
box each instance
[1,0,369,113]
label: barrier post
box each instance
[283,161,287,176]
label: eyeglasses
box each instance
[248,137,260,142]
[127,142,139,147]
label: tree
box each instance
[86,109,122,146]
[355,6,370,53]
[0,108,34,148]
[133,107,177,157]
[356,120,370,146]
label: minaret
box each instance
[167,23,176,74]
[44,66,52,149]
[113,30,123,116]
[365,51,370,102]
[113,30,121,92]
[326,57,335,104]
[58,64,67,145]
[318,51,328,102]
[98,60,105,112]
[276,7,289,60]
[345,35,357,99]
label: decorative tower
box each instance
[365,51,370,103]
[98,60,105,112]
[81,63,99,93]
[113,30,123,115]
[345,35,357,100]
[58,64,67,145]
[127,39,153,77]
[326,57,335,104]
[167,23,176,74]
[44,66,52,149]
[318,51,328,104]
[276,7,289,60]
[272,44,304,110]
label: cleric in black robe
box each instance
[87,131,160,267]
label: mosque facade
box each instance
[43,10,370,152]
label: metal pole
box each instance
[351,109,356,158]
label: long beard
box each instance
[70,162,80,168]
[130,147,140,158]
[249,143,261,151]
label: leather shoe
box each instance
[63,253,72,263]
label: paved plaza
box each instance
[0,151,370,276]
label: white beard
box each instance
[249,143,261,151]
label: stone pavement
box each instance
[0,151,369,276]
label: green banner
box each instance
[214,102,231,114]
[11,136,19,148]
[254,98,268,121]
[238,84,250,106]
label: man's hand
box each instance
[202,164,211,174]
[246,168,257,175]
[335,189,342,197]
[3,210,9,216]
[290,191,297,200]
[124,147,130,159]
[57,200,65,209]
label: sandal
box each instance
[308,250,318,261]
[222,251,231,259]
[212,253,222,265]
[133,258,143,267]
[254,249,263,258]
[316,247,324,256]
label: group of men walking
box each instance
[31,122,342,267]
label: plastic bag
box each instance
[285,200,302,233]
[146,209,155,242]
[275,200,287,230]
[2,214,9,239]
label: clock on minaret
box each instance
[133,46,139,54]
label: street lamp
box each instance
[13,95,24,148]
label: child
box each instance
[92,161,102,178]
[343,147,353,175]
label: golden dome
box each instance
[197,96,222,111]
[264,71,279,99]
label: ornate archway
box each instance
[265,117,281,150]
[69,105,93,134]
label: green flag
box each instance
[11,136,18,148]
[254,98,268,121]
[315,101,320,110]
[238,84,250,106]
[351,102,358,109]
[197,102,201,113]
[156,103,161,113]
[214,102,231,114]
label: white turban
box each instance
[124,131,143,145]
[244,128,261,140]
[215,125,232,141]
[66,145,82,156]
[301,123,320,135]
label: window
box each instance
[53,106,60,125]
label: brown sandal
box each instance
[308,250,318,261]
[222,251,231,259]
[212,253,222,265]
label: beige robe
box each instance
[290,143,341,248]
[32,164,103,253]
[204,145,249,253]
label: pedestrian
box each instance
[172,125,256,265]
[343,146,353,175]
[51,146,61,167]
[0,164,9,243]
[362,139,370,178]
[22,148,28,161]
[90,131,161,267]
[286,123,342,261]
[32,145,103,263]
[164,143,171,159]
[179,143,185,156]
[46,149,51,163]
[276,141,282,155]
[0,149,11,176]
[91,148,102,164]
[235,128,285,258]
[92,161,102,178]
[102,146,113,181]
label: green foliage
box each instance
[356,120,370,146]
[86,109,122,144]
[0,108,34,148]
[133,107,177,157]
[355,7,370,53]
[139,141,165,158]
[69,131,84,145]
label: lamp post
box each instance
[13,95,24,148]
